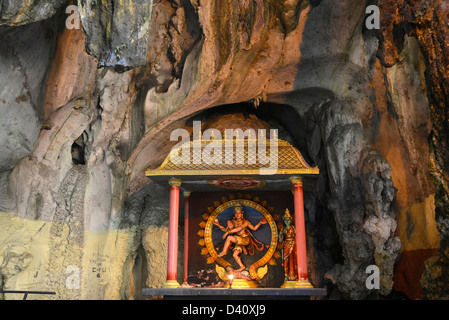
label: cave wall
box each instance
[0,0,447,299]
[376,0,449,300]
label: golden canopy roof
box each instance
[145,138,319,177]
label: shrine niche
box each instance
[145,134,320,292]
[195,195,280,288]
[187,191,293,288]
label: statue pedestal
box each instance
[162,280,180,288]
[281,280,313,288]
[223,279,261,289]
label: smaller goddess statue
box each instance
[279,208,298,282]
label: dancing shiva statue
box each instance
[214,204,268,271]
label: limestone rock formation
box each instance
[0,0,67,26]
[377,0,449,299]
[0,0,447,300]
[78,0,154,68]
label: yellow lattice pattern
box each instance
[146,139,319,176]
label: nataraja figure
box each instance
[214,204,267,271]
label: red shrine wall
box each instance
[186,191,294,288]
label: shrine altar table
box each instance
[142,287,327,300]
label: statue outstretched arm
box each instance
[247,218,267,231]
[213,219,228,232]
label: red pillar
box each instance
[290,176,313,288]
[182,191,191,285]
[164,178,182,288]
